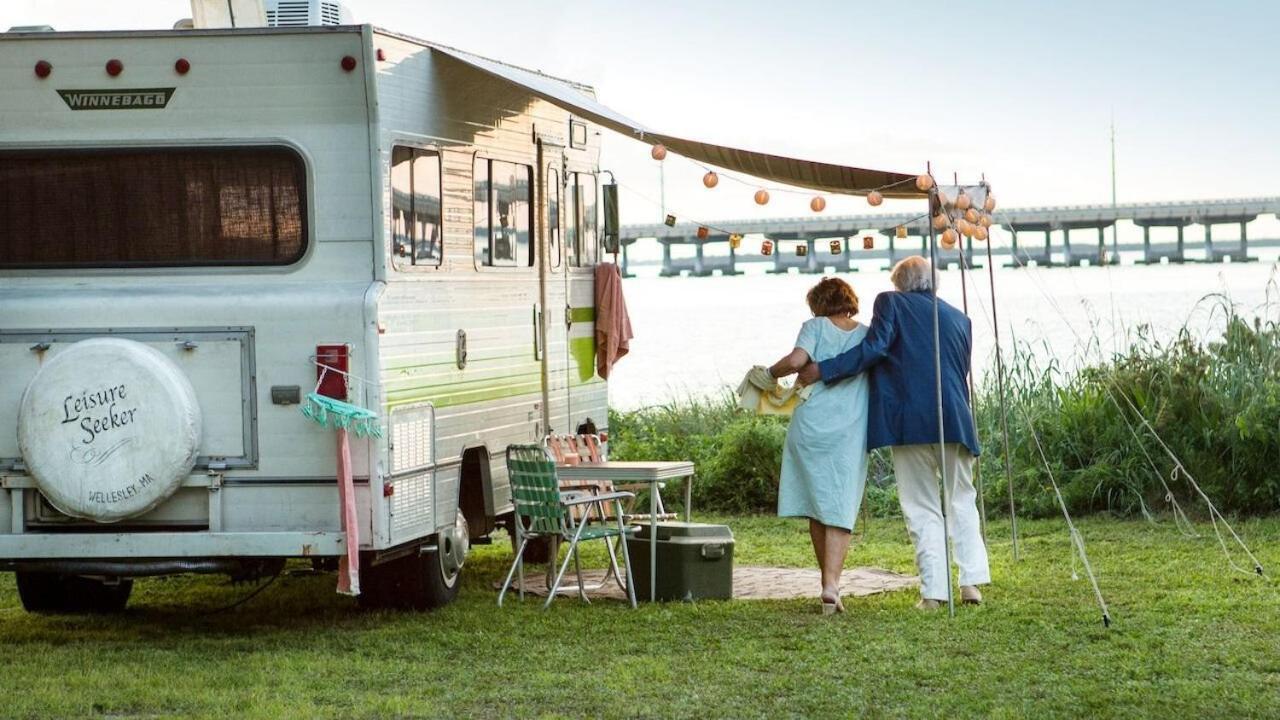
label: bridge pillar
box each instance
[659,240,679,277]
[693,242,707,277]
[620,241,633,277]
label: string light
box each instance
[974,225,989,241]
[754,189,770,205]
[729,233,743,249]
[696,226,709,240]
[955,191,972,211]
[796,244,808,257]
[867,190,884,207]
[895,226,908,239]
[941,228,958,246]
[932,214,948,231]
[964,208,979,224]
[863,236,875,250]
[810,196,826,213]
[984,194,997,212]
[938,190,951,207]
[651,144,668,161]
[829,239,842,254]
[916,174,935,191]
[761,239,774,256]
[664,214,676,227]
[703,171,719,189]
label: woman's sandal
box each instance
[820,594,845,615]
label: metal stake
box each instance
[926,175,955,617]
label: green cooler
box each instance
[626,522,734,601]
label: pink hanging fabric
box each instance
[594,262,633,380]
[335,428,361,596]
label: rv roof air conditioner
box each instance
[266,0,354,26]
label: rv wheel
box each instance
[358,510,467,611]
[15,572,133,614]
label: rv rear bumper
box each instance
[0,531,346,559]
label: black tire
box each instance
[15,572,133,614]
[359,511,467,611]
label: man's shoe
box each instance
[961,585,983,605]
[915,598,943,611]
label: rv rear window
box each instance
[0,146,307,269]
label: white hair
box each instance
[890,256,935,292]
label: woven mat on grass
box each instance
[494,566,917,601]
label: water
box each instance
[607,259,1280,409]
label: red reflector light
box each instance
[341,55,357,72]
[34,60,52,79]
[105,58,123,77]
[315,344,350,401]
[382,482,394,497]
[175,58,191,75]
[376,48,386,62]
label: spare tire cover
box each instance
[18,338,202,523]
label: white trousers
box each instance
[892,443,990,600]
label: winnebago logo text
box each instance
[57,88,175,111]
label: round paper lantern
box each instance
[964,208,979,223]
[955,192,972,211]
[979,214,993,228]
[916,174,935,192]
[810,196,826,213]
[651,144,668,161]
[961,221,976,238]
[974,226,989,241]
[984,194,997,212]
[867,190,884,207]
[696,226,709,240]
[754,189,770,205]
[932,213,948,231]
[941,228,958,247]
[703,171,719,188]
[955,219,970,235]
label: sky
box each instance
[6,0,1280,225]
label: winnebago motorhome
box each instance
[0,22,613,611]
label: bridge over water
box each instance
[619,197,1280,276]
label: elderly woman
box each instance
[798,257,990,611]
[766,277,870,614]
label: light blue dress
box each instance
[777,317,870,531]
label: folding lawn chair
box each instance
[498,444,638,608]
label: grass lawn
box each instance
[1,515,1278,719]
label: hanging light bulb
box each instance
[761,239,774,256]
[984,194,997,212]
[961,221,976,238]
[955,192,972,211]
[863,236,875,250]
[941,228,958,247]
[867,190,884,206]
[974,226,989,241]
[829,239,843,254]
[955,218,970,236]
[651,144,668,161]
[915,174,934,192]
[729,233,743,249]
[932,214,949,231]
[964,208,979,224]
[754,189,770,205]
[810,196,827,213]
[979,214,993,228]
[703,171,719,189]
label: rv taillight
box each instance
[376,48,386,62]
[315,344,351,401]
[34,60,52,79]
[105,58,123,77]
[175,58,191,75]
[341,55,357,72]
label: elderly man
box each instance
[797,256,989,609]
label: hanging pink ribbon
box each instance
[335,428,361,596]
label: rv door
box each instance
[536,139,571,436]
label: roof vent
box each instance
[265,0,353,26]
[7,25,57,33]
[190,1,267,28]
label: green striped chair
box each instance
[499,444,638,608]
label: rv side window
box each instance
[548,166,561,268]
[568,172,598,267]
[390,146,442,268]
[473,157,533,268]
[0,146,306,269]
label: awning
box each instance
[425,42,925,200]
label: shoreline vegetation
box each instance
[610,296,1280,520]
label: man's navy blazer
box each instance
[817,289,980,456]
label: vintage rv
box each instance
[0,19,617,611]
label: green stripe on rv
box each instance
[570,307,595,323]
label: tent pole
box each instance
[984,216,1021,562]
[926,173,955,618]
[956,229,988,543]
